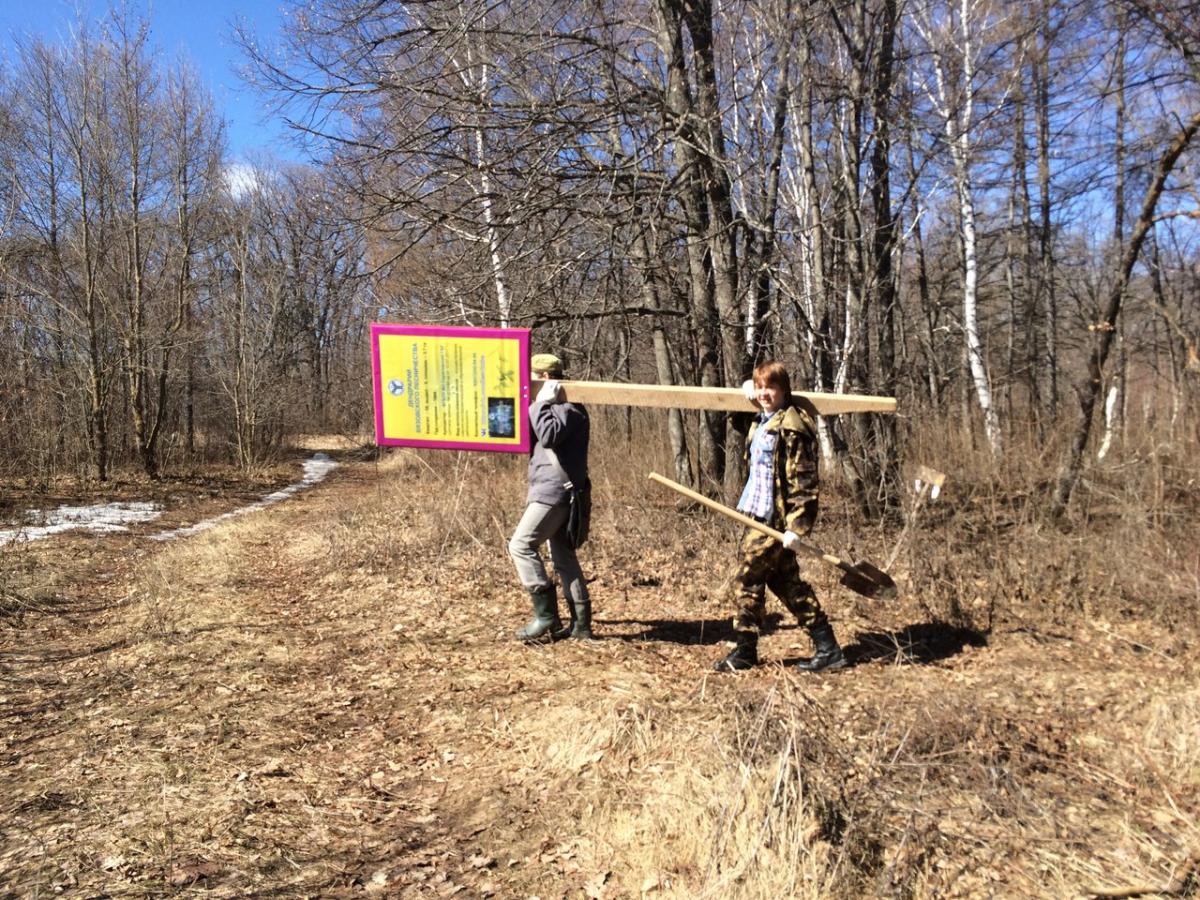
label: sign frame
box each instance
[371,323,531,453]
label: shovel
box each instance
[884,464,946,570]
[648,471,898,600]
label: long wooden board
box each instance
[533,379,896,415]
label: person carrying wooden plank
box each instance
[508,352,594,642]
[714,360,846,673]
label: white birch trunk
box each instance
[456,12,510,327]
[1097,382,1119,460]
[467,61,510,327]
[475,127,510,326]
[920,0,1002,457]
[837,279,853,395]
[959,0,1000,456]
[957,163,1001,455]
[783,105,835,462]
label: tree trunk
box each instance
[790,34,836,460]
[1034,12,1059,416]
[947,2,1001,457]
[655,0,729,496]
[1098,18,1128,462]
[674,0,747,504]
[868,0,901,512]
[1013,52,1042,436]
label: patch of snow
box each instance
[0,453,339,547]
[0,502,162,546]
[148,452,338,542]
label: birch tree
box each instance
[912,0,1010,456]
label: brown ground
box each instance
[1,444,1197,898]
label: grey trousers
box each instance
[508,501,588,606]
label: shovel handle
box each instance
[647,472,841,567]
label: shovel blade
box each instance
[838,562,899,600]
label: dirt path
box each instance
[2,450,1197,898]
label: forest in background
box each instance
[0,0,1197,519]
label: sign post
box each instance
[371,323,531,453]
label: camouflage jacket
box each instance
[745,405,819,535]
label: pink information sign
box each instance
[371,323,531,453]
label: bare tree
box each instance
[105,13,171,478]
[34,27,117,481]
[164,64,225,455]
[1050,0,1200,516]
[911,0,1016,457]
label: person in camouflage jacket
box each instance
[714,360,847,673]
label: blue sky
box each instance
[0,0,300,163]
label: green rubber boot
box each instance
[553,600,594,641]
[516,585,562,642]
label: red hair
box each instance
[752,361,792,397]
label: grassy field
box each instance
[1,418,1198,898]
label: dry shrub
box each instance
[497,612,1195,897]
[1035,683,1200,896]
[505,677,1078,899]
[878,406,1200,634]
[312,447,528,579]
[0,544,36,621]
[0,537,85,624]
[1141,688,1200,798]
[501,684,849,899]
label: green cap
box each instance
[530,353,564,377]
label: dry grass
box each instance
[2,418,1198,898]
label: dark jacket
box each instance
[527,399,590,505]
[745,405,819,535]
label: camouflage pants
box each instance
[730,526,826,632]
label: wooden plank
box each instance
[533,379,896,415]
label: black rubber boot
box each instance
[793,622,846,673]
[515,586,562,642]
[713,631,758,672]
[553,600,594,641]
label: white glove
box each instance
[781,530,803,553]
[535,379,561,404]
[742,379,758,405]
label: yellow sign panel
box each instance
[371,324,530,452]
